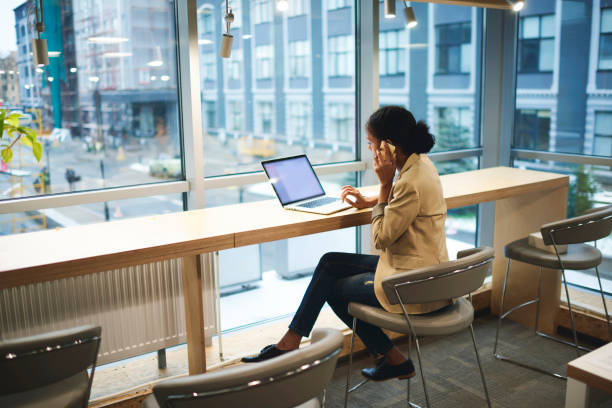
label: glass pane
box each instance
[512,159,612,296]
[599,34,612,70]
[519,39,540,72]
[539,39,554,71]
[198,1,356,177]
[522,16,540,39]
[0,193,184,235]
[541,14,555,38]
[602,8,612,33]
[1,0,182,201]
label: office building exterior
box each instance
[0,52,21,108]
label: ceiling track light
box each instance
[219,0,234,58]
[384,0,396,19]
[404,5,417,29]
[506,0,525,12]
[31,0,48,67]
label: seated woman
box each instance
[242,106,449,381]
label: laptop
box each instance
[261,155,352,215]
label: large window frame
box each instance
[517,13,555,74]
[599,7,612,71]
[435,22,472,75]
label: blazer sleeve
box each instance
[371,178,419,250]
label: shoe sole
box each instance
[362,370,416,382]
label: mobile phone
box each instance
[379,141,395,159]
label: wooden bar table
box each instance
[0,166,569,375]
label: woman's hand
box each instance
[373,141,396,191]
[340,186,377,209]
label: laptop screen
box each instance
[262,155,325,206]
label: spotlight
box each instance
[506,1,525,12]
[220,0,234,58]
[384,0,396,19]
[276,0,288,12]
[404,6,417,29]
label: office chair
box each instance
[143,328,343,408]
[344,247,494,408]
[0,325,102,408]
[494,205,612,379]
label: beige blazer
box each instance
[372,153,450,314]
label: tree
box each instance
[432,116,473,175]
[568,164,599,217]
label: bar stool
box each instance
[344,247,494,408]
[494,205,612,379]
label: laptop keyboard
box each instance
[300,197,339,208]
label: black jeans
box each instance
[289,252,394,356]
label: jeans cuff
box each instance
[288,323,310,338]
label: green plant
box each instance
[568,164,599,217]
[0,109,42,164]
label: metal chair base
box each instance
[494,352,566,380]
[535,331,592,353]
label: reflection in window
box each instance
[328,35,353,77]
[201,51,216,81]
[594,112,612,157]
[198,5,214,34]
[227,100,244,131]
[518,14,555,73]
[255,45,274,80]
[204,100,216,129]
[328,102,353,143]
[287,101,311,140]
[379,29,405,76]
[436,22,471,74]
[255,101,274,134]
[514,109,551,151]
[288,41,310,79]
[253,0,272,24]
[600,8,612,70]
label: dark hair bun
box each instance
[413,120,435,154]
[365,106,435,155]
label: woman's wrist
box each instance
[378,184,392,203]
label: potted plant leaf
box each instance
[0,108,43,164]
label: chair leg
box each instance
[594,265,612,338]
[413,336,431,408]
[561,269,581,357]
[469,324,491,408]
[344,317,357,408]
[493,258,511,356]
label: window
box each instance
[255,101,274,134]
[288,40,309,79]
[227,100,244,131]
[379,30,405,76]
[599,8,612,70]
[328,102,353,142]
[288,0,307,17]
[204,100,216,129]
[255,45,274,80]
[225,48,242,82]
[253,0,272,24]
[198,6,214,34]
[518,14,555,73]
[434,107,473,151]
[287,101,311,139]
[594,112,612,157]
[436,22,471,74]
[327,0,351,10]
[202,51,216,81]
[328,35,353,77]
[514,109,551,151]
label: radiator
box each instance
[0,256,217,365]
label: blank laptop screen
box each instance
[262,156,325,205]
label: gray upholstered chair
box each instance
[344,247,494,408]
[143,328,343,408]
[0,325,102,408]
[494,205,612,379]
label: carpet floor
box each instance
[324,315,611,408]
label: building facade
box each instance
[0,52,21,108]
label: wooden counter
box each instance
[0,166,569,375]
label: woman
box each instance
[242,106,449,382]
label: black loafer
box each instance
[361,358,416,381]
[241,344,291,363]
